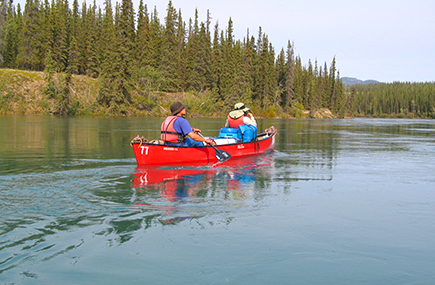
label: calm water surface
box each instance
[1,115,434,284]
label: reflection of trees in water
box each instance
[276,119,339,172]
[107,214,160,243]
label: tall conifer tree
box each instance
[85,2,100,78]
[210,21,221,93]
[98,0,121,110]
[49,0,69,72]
[117,0,136,90]
[149,7,161,69]
[285,41,295,107]
[175,9,186,91]
[68,0,80,74]
[136,0,151,67]
[238,32,256,104]
[219,18,235,103]
[3,4,21,68]
[18,0,44,70]
[185,9,201,91]
[276,48,286,106]
[160,0,178,91]
[0,0,7,66]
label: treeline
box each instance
[0,0,348,116]
[347,82,435,118]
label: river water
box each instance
[1,115,434,284]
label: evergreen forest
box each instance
[348,82,435,118]
[0,0,434,118]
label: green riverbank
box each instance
[0,69,310,118]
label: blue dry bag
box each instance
[237,125,258,142]
[218,128,239,139]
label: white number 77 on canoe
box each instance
[140,146,149,155]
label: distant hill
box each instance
[341,77,381,86]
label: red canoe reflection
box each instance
[132,154,273,187]
[131,154,275,223]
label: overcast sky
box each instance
[16,0,435,82]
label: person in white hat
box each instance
[225,102,257,128]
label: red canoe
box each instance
[131,129,277,166]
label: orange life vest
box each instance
[227,114,244,128]
[161,116,184,143]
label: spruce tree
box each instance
[160,0,178,91]
[3,4,21,68]
[98,0,118,109]
[320,61,330,108]
[175,9,186,91]
[18,0,44,70]
[50,0,69,72]
[238,31,255,105]
[293,56,304,108]
[85,2,99,78]
[136,0,151,67]
[185,9,202,91]
[117,0,136,91]
[219,18,236,104]
[203,10,213,90]
[210,21,221,92]
[329,57,337,110]
[0,0,7,66]
[149,6,161,69]
[276,48,286,106]
[254,29,275,108]
[136,2,164,91]
[265,41,276,107]
[197,21,212,91]
[228,40,245,105]
[67,0,80,75]
[285,41,295,108]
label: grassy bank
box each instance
[0,69,217,117]
[0,69,232,117]
[0,68,311,118]
[0,69,98,115]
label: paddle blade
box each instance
[214,148,231,162]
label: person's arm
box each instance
[178,120,214,144]
[243,113,257,127]
[187,131,214,144]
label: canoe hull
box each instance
[131,131,276,166]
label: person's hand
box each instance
[247,112,253,118]
[205,139,215,145]
[193,128,201,133]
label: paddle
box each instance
[198,133,231,162]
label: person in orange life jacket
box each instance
[225,102,257,128]
[161,102,214,147]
